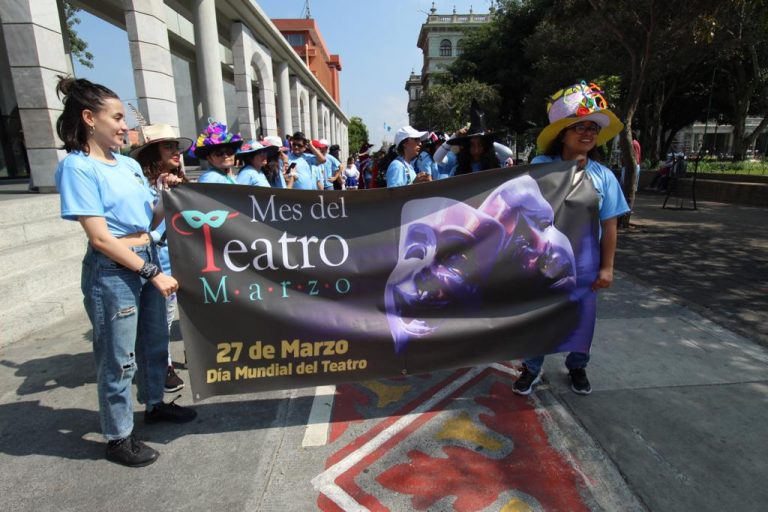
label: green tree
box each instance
[347,116,369,156]
[714,0,768,161]
[63,2,94,69]
[412,80,501,133]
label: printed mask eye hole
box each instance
[405,245,427,260]
[210,215,220,222]
[191,216,202,222]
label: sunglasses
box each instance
[210,147,235,157]
[569,123,601,134]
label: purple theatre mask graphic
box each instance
[385,175,577,354]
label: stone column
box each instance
[330,113,337,144]
[276,61,292,136]
[124,0,179,129]
[0,0,69,191]
[309,93,318,139]
[231,22,277,139]
[192,0,226,121]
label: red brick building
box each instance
[272,18,342,105]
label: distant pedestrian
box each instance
[131,123,193,394]
[344,156,360,189]
[514,81,630,397]
[54,76,196,467]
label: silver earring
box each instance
[89,125,95,135]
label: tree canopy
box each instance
[347,116,369,156]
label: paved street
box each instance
[1,195,767,512]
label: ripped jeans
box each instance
[81,244,168,440]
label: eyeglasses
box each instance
[211,147,235,157]
[569,123,601,134]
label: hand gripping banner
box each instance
[164,161,600,401]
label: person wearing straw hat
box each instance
[433,100,513,176]
[235,138,284,188]
[132,124,193,394]
[513,81,630,397]
[188,119,243,184]
[387,126,432,187]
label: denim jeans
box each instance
[523,352,590,376]
[81,244,168,440]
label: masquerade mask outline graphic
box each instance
[172,209,240,273]
[384,175,577,355]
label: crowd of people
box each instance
[54,75,628,467]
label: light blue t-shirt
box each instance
[322,154,341,189]
[199,169,237,184]
[436,152,458,179]
[288,152,319,190]
[236,165,272,187]
[531,155,630,222]
[56,151,155,237]
[386,157,416,188]
[414,151,439,180]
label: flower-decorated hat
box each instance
[129,124,193,160]
[236,138,280,158]
[188,119,243,158]
[536,81,624,153]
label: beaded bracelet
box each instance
[137,262,160,280]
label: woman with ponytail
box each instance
[54,77,196,467]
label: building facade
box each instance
[272,18,342,106]
[405,2,494,124]
[0,0,349,191]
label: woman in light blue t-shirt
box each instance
[132,124,193,394]
[54,77,196,467]
[189,120,243,184]
[235,138,285,188]
[513,81,630,398]
[386,126,433,188]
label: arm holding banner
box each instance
[79,216,178,297]
[592,217,617,291]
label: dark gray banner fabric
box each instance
[164,161,600,401]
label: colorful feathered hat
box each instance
[188,119,243,158]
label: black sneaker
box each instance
[145,397,197,424]
[164,366,184,393]
[569,368,592,395]
[513,366,542,396]
[106,434,159,467]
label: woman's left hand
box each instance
[591,267,614,291]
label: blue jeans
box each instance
[81,244,168,440]
[523,352,590,376]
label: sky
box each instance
[72,0,497,146]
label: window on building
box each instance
[285,34,306,46]
[439,39,452,57]
[456,39,464,56]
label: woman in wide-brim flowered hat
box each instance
[235,138,284,188]
[513,81,630,399]
[189,119,243,184]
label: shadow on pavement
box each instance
[0,352,96,395]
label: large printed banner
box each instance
[164,161,600,401]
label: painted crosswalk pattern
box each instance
[311,364,595,511]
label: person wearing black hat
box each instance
[433,100,513,176]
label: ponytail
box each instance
[55,76,119,153]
